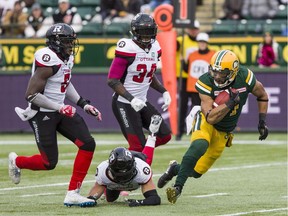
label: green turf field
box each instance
[0,132,287,216]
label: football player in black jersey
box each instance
[9,23,101,207]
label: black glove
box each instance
[126,199,143,207]
[225,87,240,110]
[258,120,268,140]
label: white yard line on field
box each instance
[1,162,286,192]
[218,207,288,216]
[20,192,60,197]
[190,193,228,198]
[0,140,286,145]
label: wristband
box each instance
[77,97,90,108]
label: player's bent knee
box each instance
[80,137,96,152]
[191,170,202,178]
[45,161,57,170]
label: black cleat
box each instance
[157,160,178,188]
[166,185,182,204]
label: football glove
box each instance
[162,91,171,111]
[149,115,162,134]
[84,104,102,121]
[225,88,240,110]
[131,97,146,112]
[258,120,268,140]
[126,199,144,207]
[59,105,76,118]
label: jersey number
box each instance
[133,63,156,83]
[230,104,239,116]
[61,73,71,92]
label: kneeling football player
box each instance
[88,115,162,207]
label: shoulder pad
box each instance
[34,47,61,67]
[115,38,136,58]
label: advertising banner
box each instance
[0,72,286,132]
[0,37,287,71]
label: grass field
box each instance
[0,132,287,216]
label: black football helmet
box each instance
[108,147,137,184]
[131,13,158,47]
[46,23,79,60]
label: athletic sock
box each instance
[175,139,208,187]
[16,155,48,170]
[68,149,94,190]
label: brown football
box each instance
[213,89,231,108]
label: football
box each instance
[213,89,231,108]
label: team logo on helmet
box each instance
[233,60,239,69]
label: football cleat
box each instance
[8,152,21,184]
[157,160,178,188]
[64,189,96,207]
[149,115,162,134]
[166,185,182,204]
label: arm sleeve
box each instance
[141,189,161,206]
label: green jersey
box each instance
[195,66,256,132]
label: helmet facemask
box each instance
[56,35,79,58]
[209,66,237,88]
[108,147,137,184]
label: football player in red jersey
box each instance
[87,115,162,207]
[107,13,172,153]
[9,23,102,207]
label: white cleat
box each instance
[64,189,96,207]
[8,152,21,184]
[149,115,162,135]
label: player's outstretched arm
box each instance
[87,182,105,201]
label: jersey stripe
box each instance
[246,69,254,85]
[196,80,212,93]
[245,69,251,83]
[115,50,136,57]
[215,50,229,67]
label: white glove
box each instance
[149,115,162,134]
[15,106,38,121]
[130,98,146,112]
[185,105,201,135]
[161,91,171,111]
[84,104,102,121]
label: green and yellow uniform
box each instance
[191,66,256,174]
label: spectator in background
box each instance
[93,0,142,23]
[175,20,200,141]
[52,0,82,33]
[241,0,279,19]
[182,33,216,114]
[149,0,171,11]
[256,31,284,68]
[2,1,28,37]
[0,0,17,22]
[25,3,47,38]
[222,0,244,20]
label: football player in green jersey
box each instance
[157,49,269,204]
